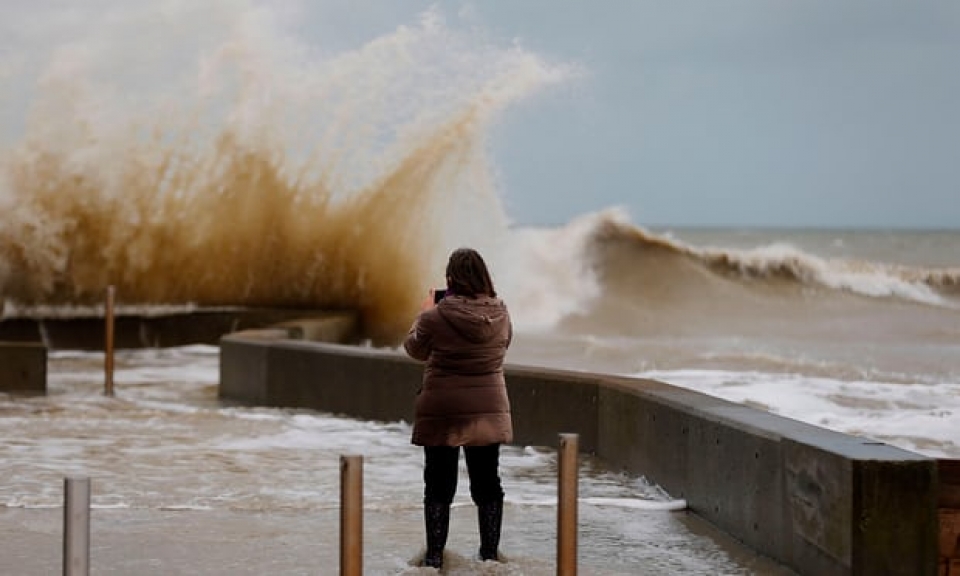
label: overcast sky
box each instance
[302,1,960,229]
[4,1,958,229]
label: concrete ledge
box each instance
[219,330,940,576]
[596,375,939,575]
[0,341,47,394]
[0,309,358,350]
[271,316,360,344]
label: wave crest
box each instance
[583,211,958,308]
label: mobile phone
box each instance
[433,289,447,304]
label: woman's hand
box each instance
[420,290,437,312]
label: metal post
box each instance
[557,433,579,576]
[104,286,115,397]
[340,455,363,576]
[63,477,90,576]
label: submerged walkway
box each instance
[1,505,794,575]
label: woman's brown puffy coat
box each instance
[403,295,513,447]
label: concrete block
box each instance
[782,438,938,576]
[854,457,938,575]
[0,341,47,394]
[218,330,286,404]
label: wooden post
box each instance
[340,455,363,576]
[63,477,91,576]
[557,433,579,576]
[104,286,114,397]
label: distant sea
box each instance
[504,214,960,458]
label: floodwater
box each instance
[0,346,793,575]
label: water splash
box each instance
[0,2,571,343]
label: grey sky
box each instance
[301,1,960,229]
[5,1,959,229]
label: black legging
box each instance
[423,444,504,505]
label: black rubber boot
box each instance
[477,498,503,562]
[423,501,450,569]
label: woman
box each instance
[403,247,513,569]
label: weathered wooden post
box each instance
[340,455,363,576]
[558,433,579,576]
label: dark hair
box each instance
[445,248,497,298]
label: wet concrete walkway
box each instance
[1,505,795,575]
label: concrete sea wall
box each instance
[0,309,358,350]
[0,309,358,395]
[219,328,940,576]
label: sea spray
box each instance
[0,2,571,343]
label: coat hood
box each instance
[436,295,509,344]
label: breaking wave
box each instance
[0,2,571,343]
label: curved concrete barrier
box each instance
[220,328,939,576]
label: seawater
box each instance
[2,222,955,573]
[0,347,792,575]
[505,219,960,458]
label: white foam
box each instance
[706,242,954,307]
[504,496,685,512]
[91,502,131,510]
[580,497,687,511]
[496,210,611,330]
[500,211,956,336]
[2,341,685,512]
[158,504,214,511]
[633,369,960,458]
